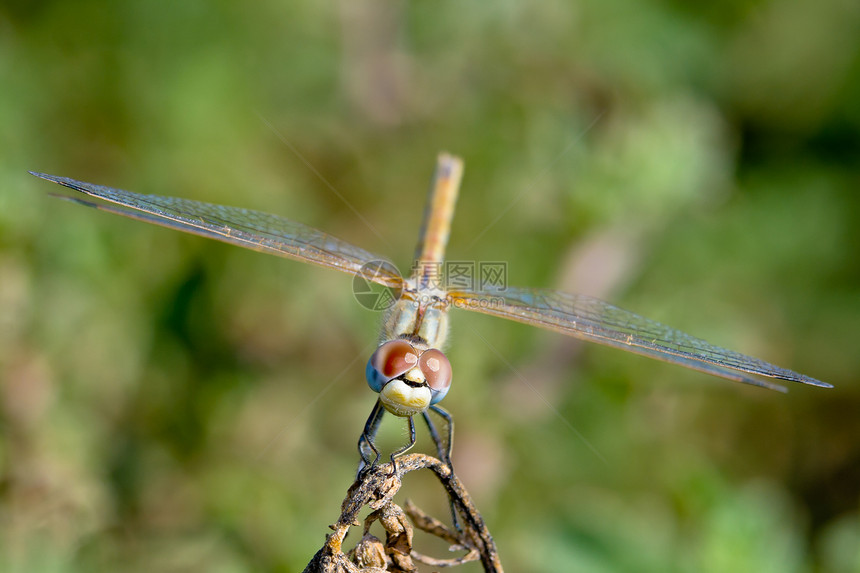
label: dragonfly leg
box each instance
[427,405,454,471]
[389,416,417,475]
[425,405,460,531]
[357,400,385,477]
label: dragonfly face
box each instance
[366,339,453,417]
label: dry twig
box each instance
[302,453,503,572]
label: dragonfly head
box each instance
[366,339,452,417]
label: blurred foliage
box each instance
[1,0,859,571]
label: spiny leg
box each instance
[357,400,386,477]
[389,416,417,475]
[427,404,454,471]
[424,405,460,530]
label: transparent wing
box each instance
[31,172,403,288]
[448,287,830,391]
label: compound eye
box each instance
[419,349,452,404]
[366,340,419,392]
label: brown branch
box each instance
[302,453,503,572]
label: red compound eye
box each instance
[418,349,452,393]
[370,340,419,380]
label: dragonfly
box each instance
[30,154,831,475]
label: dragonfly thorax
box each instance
[380,295,449,350]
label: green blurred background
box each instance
[1,0,859,571]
